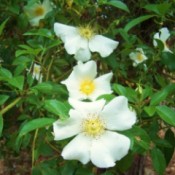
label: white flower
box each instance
[24,0,53,26]
[129,48,148,67]
[153,27,171,52]
[53,96,136,168]
[31,63,43,82]
[61,60,113,101]
[54,22,119,61]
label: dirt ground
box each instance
[0,152,175,175]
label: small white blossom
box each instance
[24,0,53,26]
[153,27,171,52]
[29,63,43,82]
[61,60,113,101]
[53,96,136,168]
[54,22,119,61]
[129,48,148,67]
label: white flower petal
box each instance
[54,23,77,42]
[101,96,136,131]
[89,35,119,57]
[136,48,144,53]
[159,27,170,42]
[53,109,82,140]
[29,17,41,26]
[72,60,97,80]
[69,98,106,117]
[153,32,159,47]
[90,131,130,168]
[129,52,137,61]
[43,0,52,12]
[91,72,113,100]
[64,35,87,55]
[62,133,92,164]
[61,61,98,100]
[74,48,91,62]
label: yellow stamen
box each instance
[80,79,95,95]
[33,66,40,74]
[82,114,105,137]
[78,25,94,40]
[34,6,45,16]
[137,53,143,61]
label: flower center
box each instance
[137,53,143,61]
[80,80,95,95]
[33,66,40,74]
[78,26,94,40]
[34,6,45,16]
[82,115,105,137]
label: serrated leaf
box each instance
[124,15,155,32]
[18,118,56,137]
[44,100,70,119]
[156,106,175,126]
[0,95,9,106]
[105,0,130,13]
[151,148,166,175]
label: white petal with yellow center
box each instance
[53,97,136,168]
[54,22,119,61]
[129,48,148,66]
[61,60,112,100]
[24,0,52,26]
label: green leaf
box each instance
[0,18,9,36]
[163,129,175,164]
[144,106,156,117]
[144,3,171,16]
[123,126,151,150]
[0,114,3,137]
[0,95,9,105]
[44,100,71,119]
[0,67,12,79]
[124,15,155,32]
[156,106,175,126]
[113,84,136,102]
[31,82,53,93]
[8,76,24,90]
[105,0,130,13]
[161,52,175,71]
[151,147,166,175]
[18,118,56,137]
[150,90,168,105]
[24,28,53,38]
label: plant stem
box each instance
[32,129,39,168]
[46,57,54,81]
[0,97,22,115]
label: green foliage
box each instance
[0,0,175,174]
[151,147,166,175]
